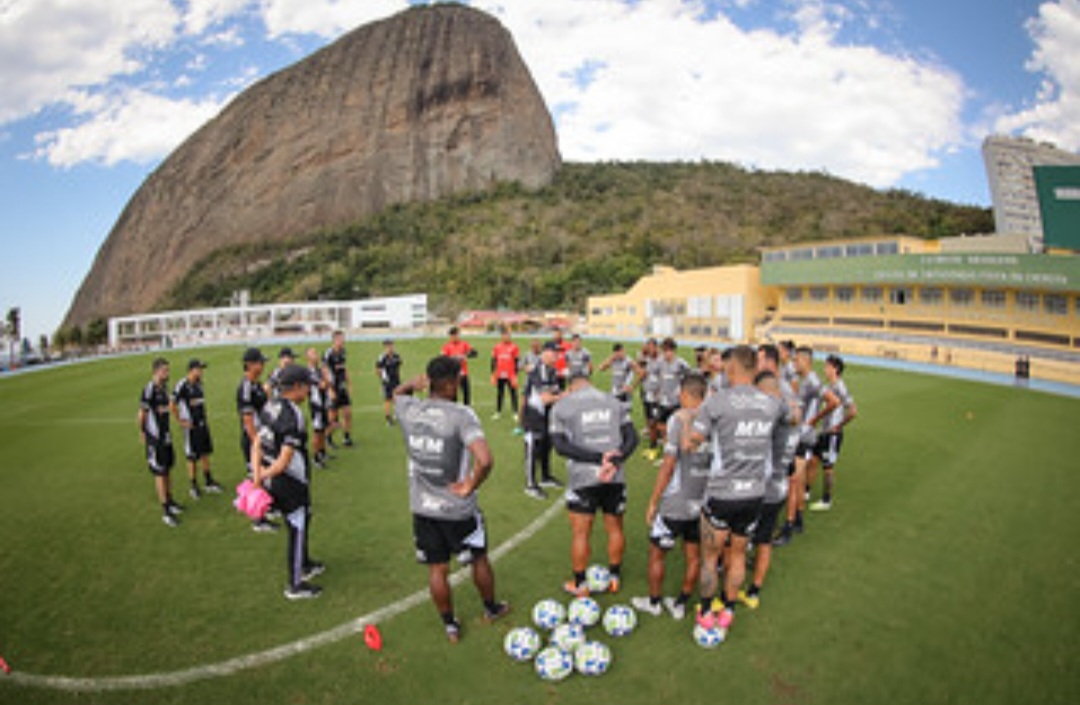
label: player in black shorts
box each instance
[324,330,353,447]
[139,357,182,527]
[171,358,221,500]
[305,347,332,468]
[375,339,403,426]
[238,347,279,533]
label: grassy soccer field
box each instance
[0,337,1078,705]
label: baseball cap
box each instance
[279,347,295,359]
[188,358,208,371]
[242,348,268,364]
[277,363,311,389]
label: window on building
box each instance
[791,248,814,261]
[785,287,804,302]
[628,306,636,316]
[981,290,1006,309]
[861,286,883,303]
[919,287,943,305]
[1044,294,1068,316]
[809,287,829,302]
[949,288,974,307]
[701,326,712,336]
[1016,292,1040,312]
[763,251,787,262]
[889,287,911,305]
[846,243,874,257]
[591,308,603,316]
[876,241,899,255]
[835,287,855,303]
[816,246,842,259]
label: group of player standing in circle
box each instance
[137,327,856,643]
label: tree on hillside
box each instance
[69,325,83,351]
[86,318,108,347]
[38,334,49,358]
[6,307,19,365]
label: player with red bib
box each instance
[490,327,520,421]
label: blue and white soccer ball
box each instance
[692,623,726,649]
[534,646,574,681]
[503,626,542,662]
[550,622,586,653]
[574,640,612,676]
[567,596,601,627]
[532,599,567,631]
[585,564,611,593]
[602,604,637,637]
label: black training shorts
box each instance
[413,511,488,565]
[649,514,700,549]
[814,431,844,468]
[752,499,785,545]
[566,483,627,516]
[184,425,213,461]
[702,496,763,537]
[146,442,175,476]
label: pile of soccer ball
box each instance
[504,565,641,681]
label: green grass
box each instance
[1,338,1078,705]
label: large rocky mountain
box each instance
[63,4,560,328]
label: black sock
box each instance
[676,591,690,605]
[440,611,457,626]
[483,599,500,613]
[700,596,713,614]
[608,563,621,580]
[204,472,215,484]
[161,502,171,515]
[573,570,586,587]
[649,595,661,605]
[748,584,761,597]
[823,490,832,502]
[191,479,198,489]
[345,432,351,441]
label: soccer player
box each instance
[139,357,182,526]
[305,347,332,469]
[637,339,660,434]
[521,338,542,375]
[375,339,403,426]
[808,354,857,511]
[552,368,639,597]
[393,356,510,642]
[598,343,641,408]
[521,342,565,499]
[686,345,787,638]
[550,328,572,389]
[266,347,295,397]
[171,358,221,500]
[707,348,729,396]
[238,347,279,533]
[441,326,477,406]
[251,363,325,600]
[740,368,800,610]
[778,340,797,388]
[565,334,593,379]
[324,331,354,447]
[490,328,520,421]
[774,346,838,546]
[645,338,690,462]
[632,373,709,619]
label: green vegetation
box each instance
[0,337,1076,705]
[161,162,993,317]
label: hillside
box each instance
[161,160,994,317]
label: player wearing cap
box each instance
[324,331,354,448]
[685,345,788,638]
[632,373,710,619]
[598,343,641,408]
[305,347,333,469]
[552,368,639,597]
[808,355,857,512]
[376,339,403,426]
[171,358,221,500]
[393,356,510,642]
[739,367,800,610]
[775,346,838,545]
[266,348,295,398]
[251,363,325,600]
[490,328,520,422]
[441,327,478,406]
[521,342,565,499]
[139,357,182,526]
[238,348,279,533]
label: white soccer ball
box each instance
[532,599,566,631]
[574,640,612,676]
[693,623,726,649]
[550,622,586,653]
[534,646,574,682]
[602,604,637,637]
[503,626,542,662]
[567,596,601,627]
[585,564,611,593]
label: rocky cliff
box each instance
[63,4,560,327]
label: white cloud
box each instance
[995,0,1080,151]
[479,0,965,186]
[0,0,179,123]
[33,88,232,167]
[182,0,252,35]
[257,0,408,38]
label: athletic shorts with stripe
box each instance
[413,511,488,565]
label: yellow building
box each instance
[586,235,1080,384]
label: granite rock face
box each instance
[64,4,560,327]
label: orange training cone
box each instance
[364,624,383,651]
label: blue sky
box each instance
[1,0,1078,342]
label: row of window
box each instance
[784,286,1076,315]
[763,240,901,262]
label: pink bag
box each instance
[234,479,273,520]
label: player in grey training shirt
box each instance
[777,346,839,544]
[565,334,593,379]
[551,370,638,597]
[808,354,857,511]
[644,338,690,461]
[686,345,788,638]
[632,373,711,620]
[598,343,641,407]
[393,355,509,642]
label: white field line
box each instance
[2,500,564,693]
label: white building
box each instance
[108,294,428,348]
[982,134,1080,243]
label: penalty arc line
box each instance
[2,500,564,693]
